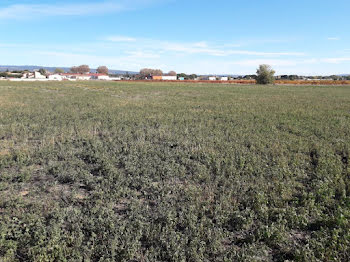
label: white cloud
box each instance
[226,58,320,68]
[222,43,242,48]
[1,45,348,75]
[322,57,350,64]
[230,59,298,67]
[33,51,144,70]
[105,36,306,57]
[160,42,226,56]
[226,50,305,56]
[0,0,162,20]
[106,36,137,42]
[193,41,208,48]
[125,51,160,58]
[0,2,121,19]
[6,36,346,75]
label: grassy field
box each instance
[0,81,349,262]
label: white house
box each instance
[208,76,217,81]
[220,77,228,81]
[99,75,110,80]
[34,71,46,79]
[61,73,110,81]
[162,76,177,81]
[93,75,110,80]
[48,74,63,81]
[109,77,122,81]
[21,73,33,79]
[76,75,91,80]
[62,73,91,80]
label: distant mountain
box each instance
[0,65,138,75]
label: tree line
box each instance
[2,64,350,83]
[139,68,177,77]
[35,65,110,75]
[69,65,109,74]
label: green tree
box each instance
[330,75,340,81]
[38,68,46,75]
[244,75,257,80]
[54,68,64,74]
[256,64,275,85]
[288,75,299,80]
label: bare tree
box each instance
[168,71,177,76]
[97,66,109,75]
[78,65,90,74]
[71,65,90,74]
[153,69,163,76]
[139,68,149,76]
[140,68,163,77]
[70,66,78,74]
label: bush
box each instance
[256,64,275,85]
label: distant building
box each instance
[34,71,46,79]
[91,74,110,80]
[21,71,46,79]
[61,73,109,81]
[162,76,177,81]
[21,72,34,79]
[178,77,185,81]
[48,74,63,81]
[151,75,177,81]
[220,76,228,81]
[152,76,163,80]
[110,77,122,81]
[208,76,216,81]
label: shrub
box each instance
[256,64,275,85]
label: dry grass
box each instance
[0,81,349,261]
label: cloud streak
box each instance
[106,36,137,42]
[322,57,350,63]
[105,36,306,57]
[3,36,350,75]
[0,0,160,20]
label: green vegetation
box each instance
[0,81,349,261]
[38,69,47,75]
[177,73,198,80]
[257,64,276,85]
[54,68,64,74]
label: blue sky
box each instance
[0,0,350,75]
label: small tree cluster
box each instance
[177,73,198,80]
[167,71,177,76]
[97,66,109,75]
[71,65,90,74]
[280,75,300,80]
[38,68,47,75]
[140,68,163,76]
[243,75,257,80]
[54,68,64,74]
